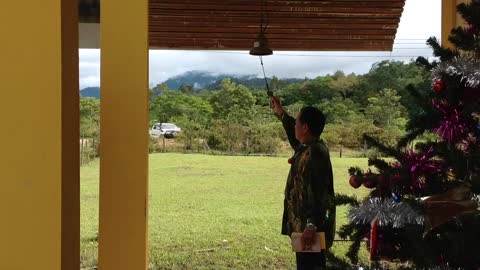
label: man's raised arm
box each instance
[271,96,300,149]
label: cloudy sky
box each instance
[79,0,441,89]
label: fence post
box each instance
[92,138,96,157]
[80,137,84,166]
[162,135,166,153]
[183,136,187,153]
[85,139,89,163]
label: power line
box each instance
[392,48,433,50]
[267,54,430,58]
[394,42,429,44]
[395,38,436,40]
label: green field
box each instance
[81,153,370,269]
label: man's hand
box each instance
[302,224,316,250]
[271,96,284,118]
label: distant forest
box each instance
[80,60,432,157]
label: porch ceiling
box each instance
[80,0,406,51]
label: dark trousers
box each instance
[295,252,326,270]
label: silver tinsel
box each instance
[349,198,424,228]
[473,194,480,208]
[432,55,480,88]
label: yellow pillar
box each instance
[98,0,149,268]
[0,0,79,269]
[442,0,469,48]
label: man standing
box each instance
[271,96,336,270]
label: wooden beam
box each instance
[149,20,399,30]
[150,26,396,34]
[148,10,401,19]
[149,38,393,51]
[149,3,403,14]
[151,0,405,6]
[150,33,394,44]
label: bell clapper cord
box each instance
[259,56,273,97]
[258,56,275,111]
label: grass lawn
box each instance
[81,153,370,269]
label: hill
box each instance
[80,87,100,98]
[161,70,304,90]
[79,71,305,97]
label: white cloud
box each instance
[396,0,441,39]
[79,0,441,89]
[79,49,100,89]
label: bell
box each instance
[249,32,273,56]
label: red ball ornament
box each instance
[433,80,445,93]
[349,175,363,189]
[363,174,378,189]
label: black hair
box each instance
[299,106,326,137]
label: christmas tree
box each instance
[336,1,480,268]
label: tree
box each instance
[278,76,335,106]
[362,89,407,146]
[337,2,480,268]
[352,60,430,116]
[149,83,170,122]
[317,97,359,124]
[209,78,256,124]
[80,97,100,138]
[79,97,100,163]
[269,75,290,91]
[151,89,212,125]
[284,101,305,118]
[365,89,404,127]
[179,83,194,94]
[150,83,169,95]
[329,71,359,99]
[322,113,376,150]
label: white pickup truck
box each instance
[149,123,182,138]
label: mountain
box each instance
[205,75,305,90]
[160,70,304,90]
[79,71,305,98]
[80,87,100,98]
[162,71,236,90]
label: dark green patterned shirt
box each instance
[280,113,336,249]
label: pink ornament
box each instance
[467,24,476,34]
